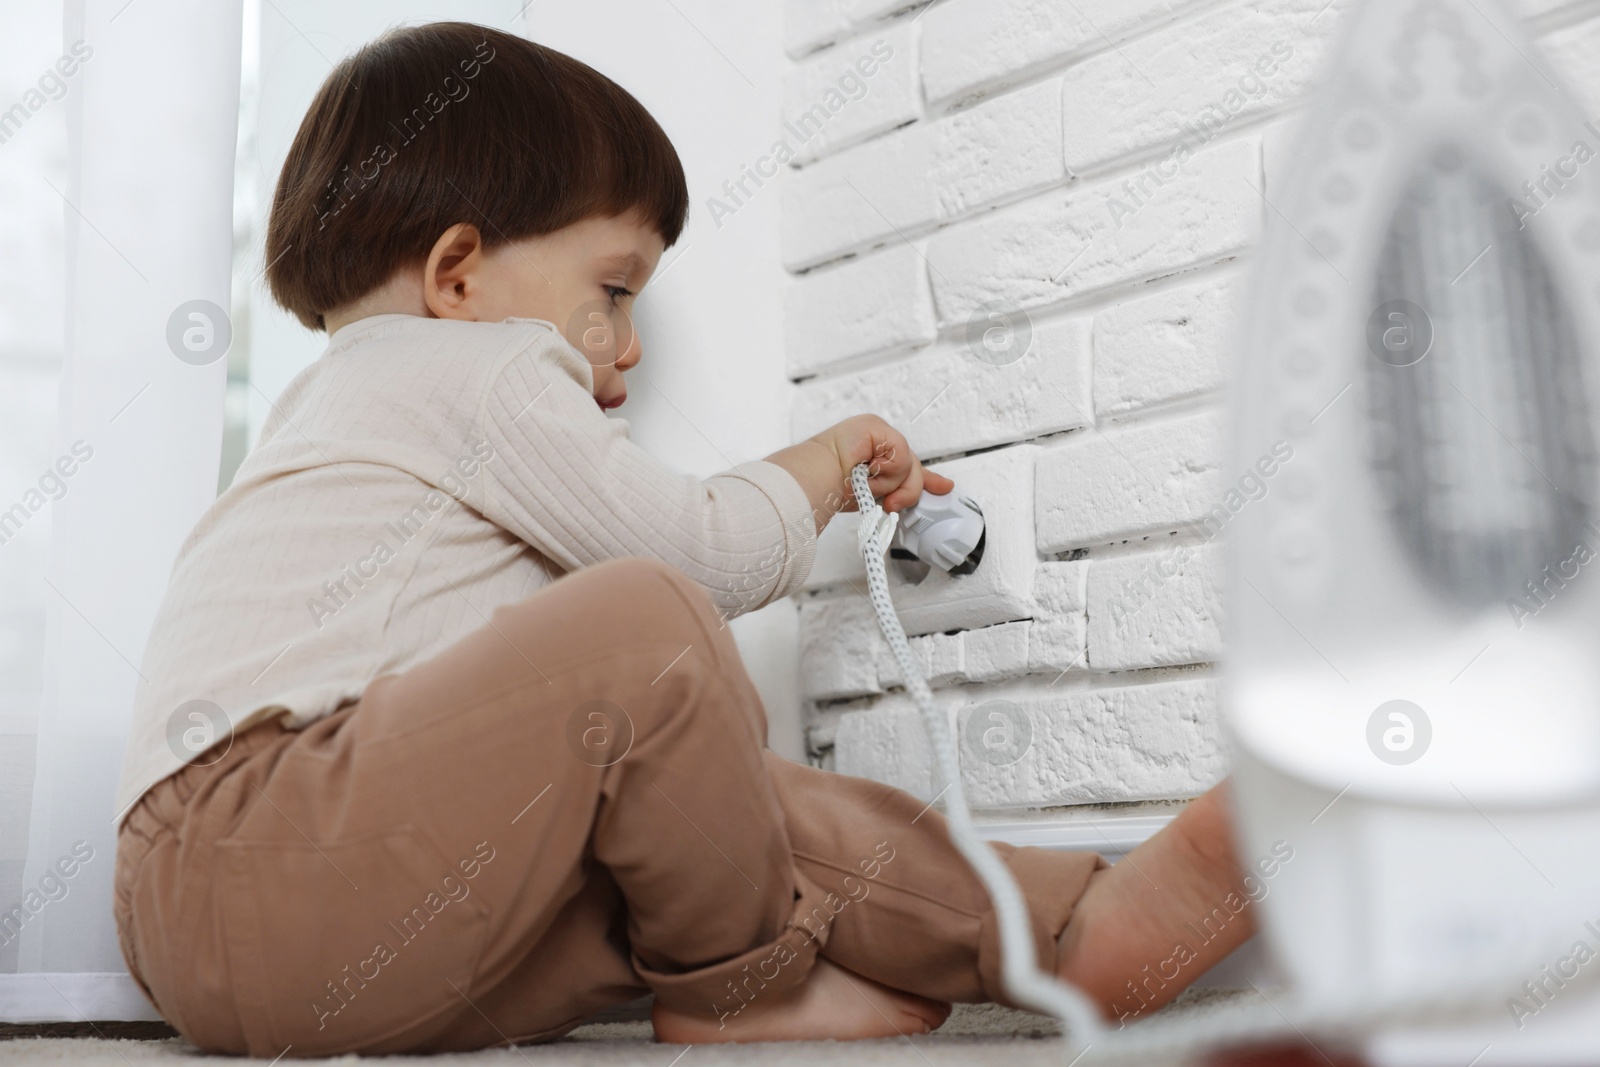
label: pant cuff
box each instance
[634,868,833,1024]
[976,845,1106,1009]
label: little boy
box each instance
[112,22,1254,1057]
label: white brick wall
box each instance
[1086,543,1225,672]
[925,135,1262,323]
[1035,410,1226,552]
[1058,0,1340,175]
[785,242,935,375]
[779,0,1600,810]
[833,677,1227,805]
[1093,273,1238,417]
[790,314,1090,459]
[783,23,918,163]
[781,77,1065,269]
[920,0,1206,112]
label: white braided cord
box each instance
[850,464,1107,1053]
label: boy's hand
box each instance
[812,415,955,513]
[765,415,955,536]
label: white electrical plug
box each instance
[888,486,985,575]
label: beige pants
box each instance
[114,557,1103,1057]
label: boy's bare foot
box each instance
[651,957,951,1044]
[1055,783,1257,1025]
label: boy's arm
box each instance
[476,345,819,619]
[477,342,951,620]
[763,415,955,535]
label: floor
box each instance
[0,991,1343,1066]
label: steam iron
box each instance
[1225,0,1600,1025]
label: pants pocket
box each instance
[213,825,492,1057]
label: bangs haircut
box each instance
[265,22,689,331]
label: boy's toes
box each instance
[910,996,952,1031]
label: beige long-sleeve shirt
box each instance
[114,313,818,824]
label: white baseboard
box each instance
[0,972,162,1023]
[975,812,1175,859]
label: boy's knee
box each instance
[592,556,716,626]
[599,555,697,593]
[590,558,752,702]
[552,557,724,651]
[491,557,736,691]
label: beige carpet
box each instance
[0,991,1303,1066]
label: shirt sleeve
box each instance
[474,333,818,619]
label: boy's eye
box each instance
[604,285,633,305]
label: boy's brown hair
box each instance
[265,22,689,332]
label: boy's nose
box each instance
[616,329,642,370]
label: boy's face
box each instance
[427,211,666,411]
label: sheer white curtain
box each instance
[2,0,240,1022]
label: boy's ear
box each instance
[422,222,486,321]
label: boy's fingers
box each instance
[882,468,921,512]
[877,463,957,512]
